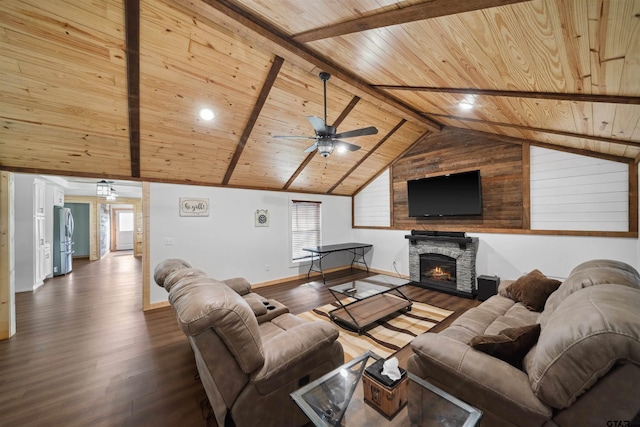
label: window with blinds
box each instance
[290,200,321,262]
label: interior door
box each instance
[115,210,134,251]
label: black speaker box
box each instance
[477,275,500,301]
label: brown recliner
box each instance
[155,259,344,427]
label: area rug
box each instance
[297,300,453,361]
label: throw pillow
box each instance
[469,324,541,369]
[505,269,561,311]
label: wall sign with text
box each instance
[179,198,209,217]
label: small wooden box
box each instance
[362,372,408,419]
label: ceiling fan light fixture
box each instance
[317,139,334,157]
[96,180,117,200]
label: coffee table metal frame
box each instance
[327,275,412,335]
[290,350,482,427]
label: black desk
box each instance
[302,242,372,283]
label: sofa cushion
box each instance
[504,270,561,312]
[470,324,541,369]
[527,284,640,409]
[483,303,539,336]
[440,295,517,343]
[539,267,640,328]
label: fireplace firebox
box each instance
[405,231,479,299]
[420,253,457,290]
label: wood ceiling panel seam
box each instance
[1,30,125,75]
[0,0,126,45]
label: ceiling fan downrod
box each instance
[319,72,331,126]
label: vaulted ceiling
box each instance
[1,0,639,196]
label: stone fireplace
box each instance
[405,231,479,298]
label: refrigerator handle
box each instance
[68,212,75,237]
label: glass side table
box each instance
[291,351,482,427]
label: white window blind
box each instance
[290,200,321,261]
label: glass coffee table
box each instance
[327,275,412,335]
[291,351,481,427]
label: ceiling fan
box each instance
[273,72,378,157]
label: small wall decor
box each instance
[180,198,209,217]
[255,209,269,227]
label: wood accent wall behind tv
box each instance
[393,129,524,231]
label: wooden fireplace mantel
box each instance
[404,232,473,249]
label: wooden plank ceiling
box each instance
[1,0,639,196]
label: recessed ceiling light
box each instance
[336,145,347,153]
[458,101,474,111]
[198,108,215,121]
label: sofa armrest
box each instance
[251,321,340,394]
[497,279,515,298]
[409,333,551,427]
[221,277,252,295]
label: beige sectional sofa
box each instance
[154,259,344,427]
[408,259,640,427]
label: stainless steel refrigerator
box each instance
[53,206,74,276]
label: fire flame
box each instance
[430,267,452,281]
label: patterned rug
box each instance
[298,299,453,361]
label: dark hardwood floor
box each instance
[0,255,479,426]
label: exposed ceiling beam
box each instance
[222,56,285,185]
[328,119,406,193]
[124,0,140,178]
[374,85,640,105]
[448,126,634,164]
[282,153,315,191]
[332,96,360,128]
[292,0,530,43]
[428,112,640,149]
[195,0,442,132]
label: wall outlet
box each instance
[164,237,175,246]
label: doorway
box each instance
[112,208,134,251]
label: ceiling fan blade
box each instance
[335,140,361,152]
[303,142,318,153]
[333,126,378,139]
[307,116,330,135]
[272,135,316,140]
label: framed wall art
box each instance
[179,198,209,217]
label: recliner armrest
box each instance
[251,321,340,394]
[221,277,252,295]
[409,333,551,427]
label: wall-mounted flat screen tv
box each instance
[407,170,482,217]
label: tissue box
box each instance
[362,360,408,419]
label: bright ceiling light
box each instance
[458,101,474,111]
[336,145,347,153]
[198,108,215,121]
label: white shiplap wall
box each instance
[354,169,391,227]
[530,147,629,232]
